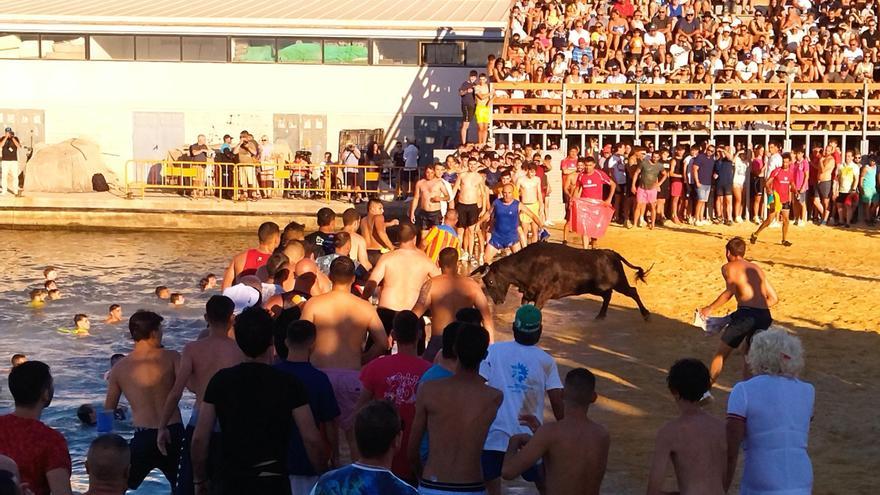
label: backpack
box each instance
[91,173,110,192]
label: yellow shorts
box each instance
[475,105,490,124]
[519,202,540,224]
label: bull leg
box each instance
[618,284,651,321]
[596,290,613,320]
[534,293,551,309]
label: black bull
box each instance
[471,243,652,320]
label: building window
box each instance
[232,38,275,62]
[90,35,135,60]
[323,40,368,65]
[0,33,40,59]
[41,34,86,60]
[182,37,227,62]
[465,41,501,67]
[372,39,418,65]
[421,41,464,65]
[278,38,322,63]
[135,36,181,61]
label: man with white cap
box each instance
[478,305,564,495]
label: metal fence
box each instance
[123,160,420,201]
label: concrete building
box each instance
[0,0,507,179]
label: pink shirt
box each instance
[792,159,809,191]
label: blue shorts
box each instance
[481,450,542,482]
[488,232,519,250]
[696,185,711,202]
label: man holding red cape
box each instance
[571,156,616,248]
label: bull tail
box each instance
[617,253,653,283]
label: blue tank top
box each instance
[493,198,520,236]
[862,165,876,190]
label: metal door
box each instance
[133,112,184,184]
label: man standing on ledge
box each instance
[459,71,478,145]
[0,127,21,196]
[700,237,778,385]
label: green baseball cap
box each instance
[514,304,542,333]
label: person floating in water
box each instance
[199,274,217,291]
[29,289,47,308]
[169,293,185,306]
[59,314,91,336]
[47,289,61,301]
[43,266,58,282]
[10,354,26,368]
[105,304,123,324]
[77,404,128,426]
[155,286,171,300]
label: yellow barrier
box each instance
[124,160,419,202]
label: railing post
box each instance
[560,81,567,140]
[233,164,238,201]
[784,82,792,151]
[325,164,331,203]
[709,82,716,142]
[633,83,640,145]
[861,80,869,155]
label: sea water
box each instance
[0,229,251,493]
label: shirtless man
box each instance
[221,222,280,289]
[501,368,610,495]
[408,324,502,494]
[341,208,372,271]
[361,198,399,266]
[156,296,243,495]
[264,256,331,316]
[362,223,440,335]
[413,247,495,362]
[301,257,388,452]
[103,311,183,492]
[454,159,487,262]
[104,304,123,324]
[516,163,545,245]
[814,145,836,225]
[647,359,726,495]
[562,159,582,245]
[411,165,450,239]
[699,237,778,384]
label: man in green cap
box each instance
[478,305,564,495]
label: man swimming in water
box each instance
[362,223,440,336]
[221,222,281,290]
[104,305,123,324]
[199,274,217,291]
[413,247,494,362]
[501,368,609,495]
[29,289,47,307]
[43,266,58,281]
[169,294,185,306]
[361,198,399,266]
[302,257,388,455]
[10,354,26,368]
[700,237,778,384]
[155,286,171,300]
[104,311,183,492]
[73,314,91,336]
[157,296,243,495]
[408,324,501,495]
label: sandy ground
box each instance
[490,220,879,494]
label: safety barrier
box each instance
[123,160,420,201]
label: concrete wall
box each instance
[1,59,471,176]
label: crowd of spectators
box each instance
[489,0,880,130]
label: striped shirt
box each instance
[423,224,460,262]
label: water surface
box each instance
[0,229,252,493]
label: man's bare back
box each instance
[302,290,387,369]
[361,214,393,251]
[182,336,242,407]
[648,412,726,495]
[722,259,776,309]
[413,274,495,344]
[369,248,440,311]
[415,376,502,483]
[106,347,180,428]
[519,419,609,495]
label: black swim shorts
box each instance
[415,209,443,231]
[716,182,733,196]
[720,306,773,349]
[457,202,481,228]
[129,423,184,491]
[814,180,832,199]
[461,104,475,122]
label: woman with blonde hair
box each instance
[725,327,814,494]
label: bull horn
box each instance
[470,264,490,278]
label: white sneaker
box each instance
[770,221,780,228]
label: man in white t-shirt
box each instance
[735,53,759,82]
[479,305,563,495]
[669,36,691,70]
[765,142,783,178]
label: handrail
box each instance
[123,159,420,201]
